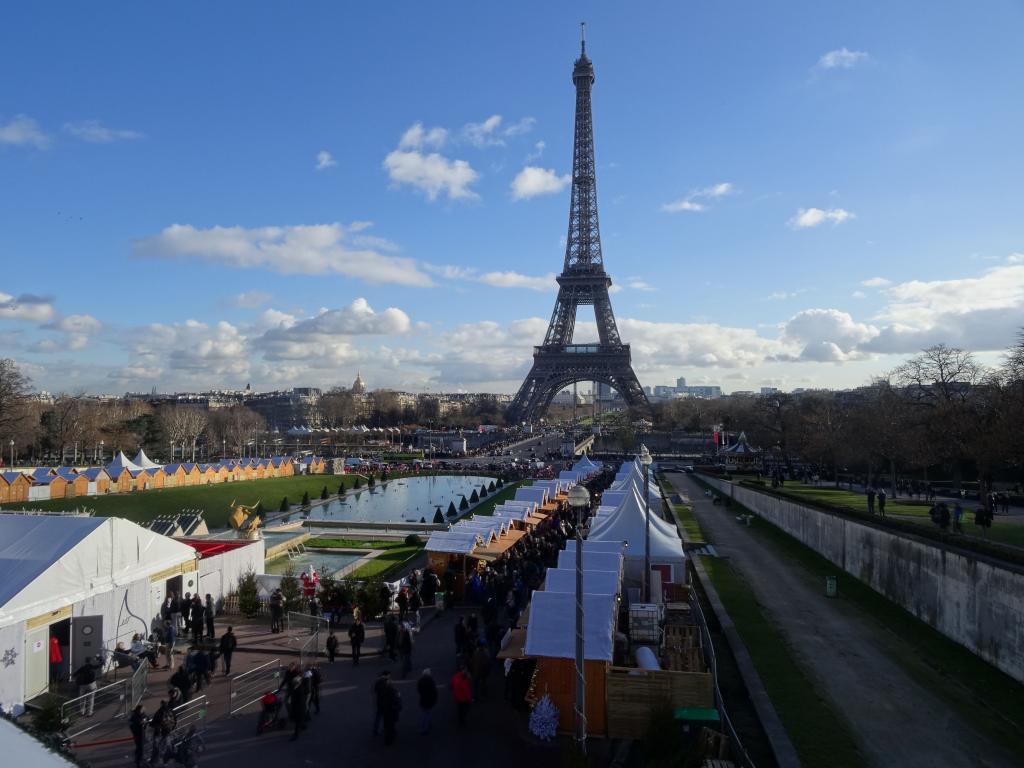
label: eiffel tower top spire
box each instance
[565,23,602,274]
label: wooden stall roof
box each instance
[473,528,528,562]
[540,501,559,513]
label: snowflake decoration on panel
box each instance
[529,693,559,741]
[1,648,17,668]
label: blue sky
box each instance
[2,1,1022,395]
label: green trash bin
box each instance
[826,575,838,598]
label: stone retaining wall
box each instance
[699,475,1024,684]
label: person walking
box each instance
[218,626,237,675]
[348,617,365,665]
[288,675,308,741]
[471,641,491,700]
[866,486,876,515]
[384,613,398,661]
[454,615,469,661]
[163,619,177,669]
[878,488,887,516]
[396,588,409,623]
[149,700,175,766]
[325,631,339,663]
[409,589,422,628]
[204,594,216,640]
[307,666,322,715]
[381,676,402,746]
[953,502,964,533]
[372,670,391,736]
[416,668,438,735]
[451,664,473,727]
[190,595,204,645]
[73,655,100,716]
[398,624,414,678]
[270,589,283,633]
[129,704,147,768]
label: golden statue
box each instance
[227,499,263,539]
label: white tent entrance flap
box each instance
[23,626,48,700]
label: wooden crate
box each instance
[606,665,714,740]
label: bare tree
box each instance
[0,359,33,465]
[180,406,208,462]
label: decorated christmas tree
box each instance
[529,694,559,741]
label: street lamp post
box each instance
[639,445,653,603]
[567,483,591,756]
[8,439,13,469]
[222,438,226,459]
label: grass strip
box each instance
[657,473,705,543]
[306,537,409,550]
[348,544,423,580]
[701,555,865,768]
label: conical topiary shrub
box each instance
[320,486,329,500]
[447,501,458,517]
[488,480,496,492]
[301,490,310,505]
[337,482,345,496]
[459,496,469,511]
[354,476,362,489]
[470,489,479,504]
[279,496,290,512]
[496,477,504,488]
[480,484,488,498]
[368,475,375,487]
[433,507,444,524]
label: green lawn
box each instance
[891,515,1024,550]
[773,483,931,517]
[729,505,1024,760]
[702,556,865,768]
[306,537,410,550]
[348,544,422,580]
[657,474,704,544]
[0,474,361,527]
[470,481,526,516]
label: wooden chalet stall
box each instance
[0,472,31,504]
[61,470,90,498]
[182,463,202,486]
[30,472,67,501]
[163,463,187,488]
[81,467,111,495]
[424,530,485,599]
[523,591,620,736]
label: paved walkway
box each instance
[667,472,1020,768]
[71,610,577,768]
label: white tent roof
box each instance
[556,550,623,573]
[0,719,77,767]
[501,500,538,514]
[515,487,548,506]
[543,567,621,596]
[424,531,481,554]
[587,493,685,566]
[106,450,142,475]
[592,487,679,539]
[524,591,618,661]
[0,516,197,629]
[558,470,583,481]
[563,539,628,555]
[492,505,531,521]
[132,449,163,470]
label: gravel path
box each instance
[668,472,1019,768]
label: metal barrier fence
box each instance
[227,659,283,716]
[168,694,208,743]
[129,661,149,709]
[298,633,319,669]
[61,679,130,740]
[285,611,329,636]
[690,589,757,768]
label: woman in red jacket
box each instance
[450,664,473,727]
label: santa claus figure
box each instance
[300,566,319,598]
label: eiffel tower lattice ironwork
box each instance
[507,31,649,424]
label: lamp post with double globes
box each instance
[567,483,591,755]
[639,445,653,602]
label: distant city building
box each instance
[351,372,367,395]
[675,377,687,390]
[760,387,780,396]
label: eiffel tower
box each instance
[507,29,649,424]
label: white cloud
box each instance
[0,114,49,149]
[526,140,546,162]
[315,150,336,170]
[860,276,890,287]
[134,222,434,286]
[463,115,504,147]
[788,207,855,229]
[462,115,536,148]
[661,182,734,213]
[1004,253,1023,264]
[816,48,870,70]
[108,365,164,381]
[851,290,867,299]
[384,147,479,201]
[625,278,655,292]
[230,290,273,308]
[51,314,102,335]
[783,309,878,361]
[478,271,557,291]
[399,122,448,150]
[64,120,143,143]
[0,292,55,322]
[511,166,570,200]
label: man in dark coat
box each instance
[289,675,308,741]
[416,668,438,734]
[348,618,365,665]
[218,626,237,675]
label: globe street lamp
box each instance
[8,439,14,469]
[567,483,591,755]
[639,445,653,602]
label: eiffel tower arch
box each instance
[507,32,649,424]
